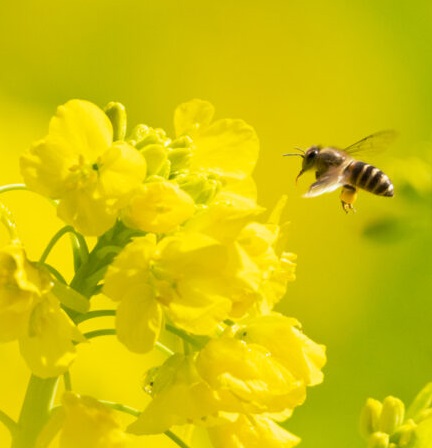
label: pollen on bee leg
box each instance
[340,185,357,213]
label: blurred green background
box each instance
[0,1,431,447]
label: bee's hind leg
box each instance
[340,185,357,213]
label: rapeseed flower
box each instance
[20,100,147,236]
[207,414,301,448]
[58,392,127,448]
[0,244,83,377]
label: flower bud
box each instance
[360,398,383,439]
[140,144,168,176]
[379,396,405,435]
[168,147,192,173]
[104,101,127,141]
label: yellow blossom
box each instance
[0,244,84,377]
[19,293,85,378]
[154,231,260,334]
[174,99,259,181]
[20,99,146,236]
[127,354,229,435]
[59,392,127,448]
[0,244,48,342]
[207,414,301,448]
[103,235,162,353]
[121,181,195,233]
[237,222,297,311]
[236,313,326,387]
[195,337,306,414]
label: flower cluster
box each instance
[0,99,326,448]
[360,383,432,448]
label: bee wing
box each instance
[343,130,397,155]
[303,169,344,197]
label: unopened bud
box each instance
[367,432,389,448]
[105,102,127,141]
[379,396,405,435]
[360,398,383,439]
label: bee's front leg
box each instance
[340,185,357,213]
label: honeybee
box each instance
[284,131,395,212]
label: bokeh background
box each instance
[0,1,431,447]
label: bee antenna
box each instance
[283,147,305,158]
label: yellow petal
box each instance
[240,314,326,386]
[0,245,47,342]
[122,181,195,233]
[208,414,301,448]
[128,354,224,435]
[57,190,118,237]
[49,100,112,159]
[19,295,84,378]
[191,119,259,179]
[162,276,232,335]
[97,141,147,204]
[174,99,215,138]
[196,338,306,414]
[60,392,126,448]
[115,284,163,353]
[103,235,156,301]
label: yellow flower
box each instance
[154,231,259,335]
[0,244,84,377]
[59,392,127,448]
[174,99,259,182]
[0,244,48,342]
[237,221,297,312]
[127,354,229,435]
[195,337,306,415]
[19,293,85,378]
[207,414,301,448]
[121,180,195,233]
[237,313,326,387]
[20,100,146,236]
[103,235,163,353]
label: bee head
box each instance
[294,145,320,181]
[283,145,321,182]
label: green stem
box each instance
[11,375,58,448]
[39,225,81,264]
[165,430,191,448]
[83,328,116,339]
[63,371,72,391]
[0,409,17,436]
[165,324,203,348]
[75,309,116,324]
[155,341,175,357]
[0,184,27,194]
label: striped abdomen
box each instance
[344,161,394,197]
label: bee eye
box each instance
[307,148,318,160]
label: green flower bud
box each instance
[168,135,193,149]
[379,396,405,435]
[175,173,221,204]
[128,125,170,148]
[168,147,192,173]
[140,144,168,176]
[104,101,127,141]
[360,398,383,439]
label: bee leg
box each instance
[340,185,357,213]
